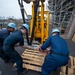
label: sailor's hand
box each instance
[36,47,40,51]
[36,47,42,53]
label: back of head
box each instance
[7,23,16,29]
[51,29,60,34]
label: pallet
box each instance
[21,49,46,72]
[21,49,75,75]
[14,50,75,75]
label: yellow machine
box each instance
[30,1,50,44]
[18,0,50,44]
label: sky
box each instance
[0,0,48,19]
[0,0,32,19]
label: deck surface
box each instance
[0,39,75,75]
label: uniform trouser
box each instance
[0,45,10,62]
[42,54,69,75]
[3,45,23,73]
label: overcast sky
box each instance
[0,0,48,19]
[0,0,32,19]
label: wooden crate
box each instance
[21,49,46,72]
[69,56,75,75]
[72,34,75,42]
[61,56,75,75]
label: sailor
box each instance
[3,24,29,75]
[0,23,16,63]
[37,29,69,75]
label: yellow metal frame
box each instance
[30,1,50,44]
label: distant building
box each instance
[0,18,30,29]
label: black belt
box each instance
[51,51,69,57]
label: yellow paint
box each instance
[29,1,50,44]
